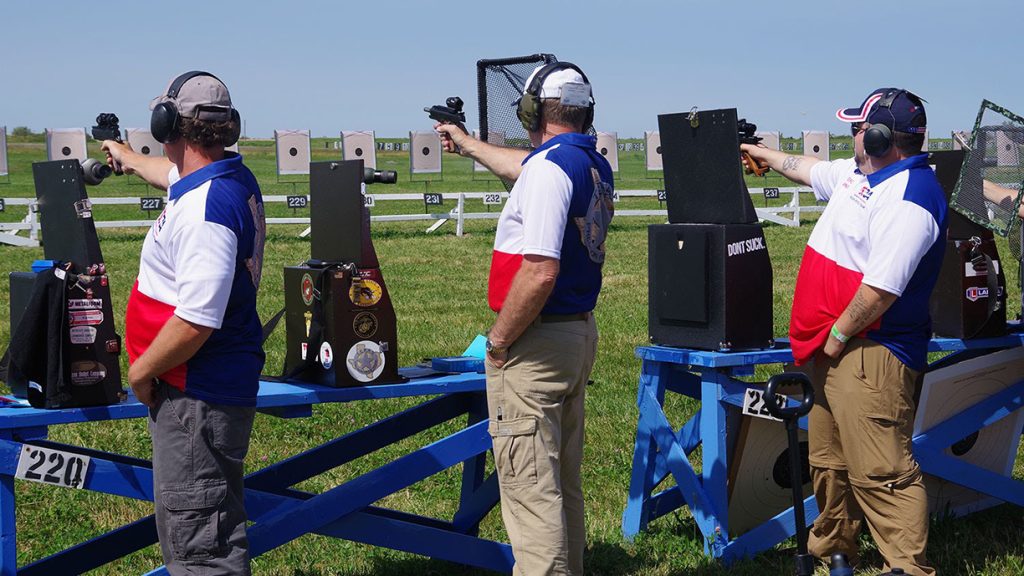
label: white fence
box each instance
[0,187,821,246]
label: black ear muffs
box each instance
[151,70,239,145]
[516,61,595,133]
[862,89,903,158]
[863,122,893,157]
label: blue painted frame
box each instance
[622,332,1024,564]
[0,368,513,575]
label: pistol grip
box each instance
[743,151,770,177]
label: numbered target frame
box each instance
[596,132,619,172]
[125,128,163,158]
[409,131,442,175]
[275,129,312,177]
[644,130,662,172]
[472,130,506,174]
[46,128,88,162]
[754,130,780,151]
[0,126,8,180]
[801,130,829,161]
[342,131,377,169]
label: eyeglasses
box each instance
[851,123,869,137]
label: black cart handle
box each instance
[764,373,814,420]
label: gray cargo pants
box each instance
[149,383,256,576]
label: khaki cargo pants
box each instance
[486,314,598,576]
[807,339,935,576]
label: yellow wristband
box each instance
[830,324,850,344]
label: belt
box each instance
[538,311,591,323]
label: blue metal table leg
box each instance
[0,473,14,576]
[622,359,670,539]
[246,420,492,558]
[642,392,727,552]
[699,370,730,555]
[453,392,492,535]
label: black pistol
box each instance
[738,118,770,177]
[424,96,466,125]
[91,113,124,175]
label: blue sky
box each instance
[2,0,1019,139]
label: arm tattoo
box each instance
[781,156,802,173]
[847,291,874,326]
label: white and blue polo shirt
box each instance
[488,133,615,314]
[790,154,947,371]
[126,153,266,406]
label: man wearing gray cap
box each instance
[438,61,614,575]
[103,71,265,575]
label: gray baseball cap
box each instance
[150,71,234,121]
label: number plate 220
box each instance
[15,445,90,489]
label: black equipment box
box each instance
[282,264,401,386]
[281,160,403,387]
[649,223,774,350]
[6,160,124,408]
[659,108,759,225]
[928,150,1007,338]
[649,108,773,350]
[6,271,37,398]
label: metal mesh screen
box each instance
[477,54,557,190]
[950,100,1024,240]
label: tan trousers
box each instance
[486,315,598,576]
[807,339,935,576]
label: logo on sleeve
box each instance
[573,167,615,264]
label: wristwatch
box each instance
[485,338,507,355]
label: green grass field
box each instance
[0,139,1021,575]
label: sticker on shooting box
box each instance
[67,298,103,310]
[742,387,787,422]
[16,445,91,489]
[301,273,314,306]
[346,340,385,382]
[353,312,379,338]
[349,279,382,307]
[301,342,308,361]
[70,361,106,386]
[69,310,103,327]
[320,341,334,369]
[965,260,1000,277]
[69,326,97,345]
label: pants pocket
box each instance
[208,406,255,459]
[489,416,538,487]
[162,481,228,561]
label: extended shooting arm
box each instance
[434,122,528,181]
[739,144,820,187]
[101,140,174,191]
